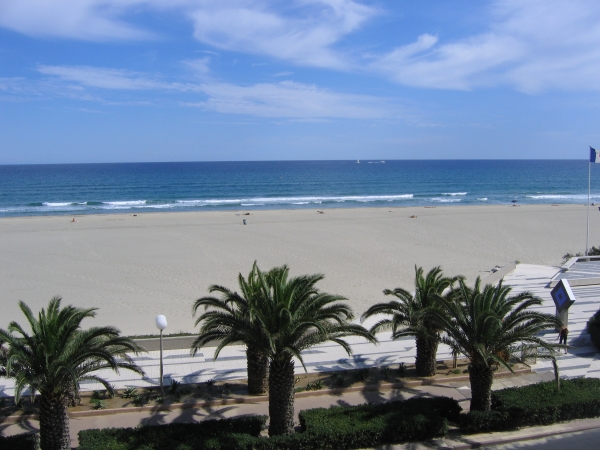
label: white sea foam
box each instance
[442,192,467,196]
[19,193,415,214]
[103,200,146,206]
[430,197,462,203]
[526,194,599,200]
[477,198,488,201]
[176,194,413,206]
[137,204,176,209]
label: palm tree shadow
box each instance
[180,369,212,384]
[139,409,169,427]
[138,403,240,429]
[212,369,242,381]
[0,417,39,436]
[359,385,410,405]
[172,404,239,424]
[372,442,451,449]
[568,328,593,351]
[373,355,397,366]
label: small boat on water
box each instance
[357,159,360,164]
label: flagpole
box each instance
[587,148,591,256]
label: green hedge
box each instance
[459,410,514,434]
[78,397,461,450]
[77,415,267,450]
[291,396,461,449]
[588,309,600,350]
[461,378,600,433]
[0,433,39,450]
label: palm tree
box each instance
[431,278,560,411]
[361,266,459,376]
[191,262,271,395]
[250,264,375,436]
[0,297,144,450]
[0,340,7,376]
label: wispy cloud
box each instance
[33,64,399,119]
[37,65,197,91]
[0,0,156,41]
[5,1,598,95]
[186,80,397,119]
[181,58,212,78]
[369,0,600,93]
[187,0,377,69]
[0,1,377,67]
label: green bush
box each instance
[295,397,461,448]
[588,309,600,351]
[461,378,600,433]
[0,433,39,450]
[78,397,462,450]
[77,415,267,450]
[459,410,515,433]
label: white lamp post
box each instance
[155,314,168,397]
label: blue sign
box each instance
[551,279,576,313]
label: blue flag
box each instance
[591,147,600,163]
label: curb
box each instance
[0,368,531,422]
[446,417,600,449]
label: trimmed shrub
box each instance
[78,397,462,450]
[0,433,39,450]
[295,396,461,448]
[77,415,267,450]
[461,378,600,433]
[459,410,516,433]
[588,309,600,350]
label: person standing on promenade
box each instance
[559,326,569,354]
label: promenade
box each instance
[2,262,600,448]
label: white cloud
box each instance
[0,0,156,41]
[34,64,398,119]
[187,0,376,69]
[369,0,600,93]
[186,80,396,118]
[181,58,212,78]
[37,65,197,91]
[6,1,599,94]
[0,0,376,62]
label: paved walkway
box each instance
[502,264,600,380]
[2,262,600,448]
[0,369,594,448]
[1,263,598,398]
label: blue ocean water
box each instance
[0,160,598,217]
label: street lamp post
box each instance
[155,315,168,397]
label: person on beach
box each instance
[243,219,246,225]
[71,218,76,222]
[558,326,568,353]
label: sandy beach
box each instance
[0,204,597,335]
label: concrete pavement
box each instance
[3,263,600,448]
[0,368,590,448]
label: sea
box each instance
[0,160,598,217]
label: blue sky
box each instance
[1,0,600,164]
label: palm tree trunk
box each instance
[39,394,71,450]
[468,363,494,411]
[268,357,295,436]
[415,336,439,376]
[246,345,269,395]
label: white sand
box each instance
[0,204,597,334]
